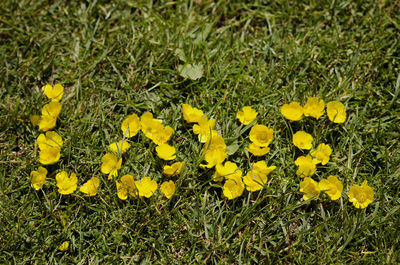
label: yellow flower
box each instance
[30,115,41,126]
[213,161,239,182]
[135,176,158,198]
[39,101,62,131]
[203,149,226,169]
[152,125,174,146]
[38,115,57,132]
[223,174,245,200]
[246,143,270,156]
[101,153,122,179]
[79,177,100,196]
[310,143,332,165]
[37,131,63,150]
[163,162,184,176]
[319,175,343,201]
[182,104,204,123]
[280,102,303,121]
[56,171,78,195]
[243,161,276,191]
[121,114,141,138]
[39,146,61,165]
[30,166,47,190]
[59,241,69,251]
[348,180,374,209]
[294,155,316,177]
[300,177,320,201]
[193,116,216,143]
[160,180,176,199]
[116,174,138,200]
[41,101,62,118]
[201,135,227,168]
[292,131,313,150]
[236,106,258,125]
[156,144,176,160]
[303,97,325,119]
[109,140,131,155]
[249,124,273,147]
[140,112,163,140]
[326,101,346,123]
[42,84,64,102]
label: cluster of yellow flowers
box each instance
[280,97,346,123]
[281,97,374,209]
[30,84,100,197]
[183,104,277,200]
[30,87,374,209]
[100,112,182,200]
[183,104,239,198]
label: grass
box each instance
[1,0,400,263]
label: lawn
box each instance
[1,0,400,264]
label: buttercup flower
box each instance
[140,112,164,140]
[223,174,245,200]
[292,131,313,150]
[326,101,346,123]
[109,140,131,155]
[59,241,69,251]
[160,180,176,199]
[121,114,141,138]
[37,131,63,150]
[163,162,184,176]
[193,116,216,143]
[249,124,273,147]
[246,143,270,156]
[243,161,276,191]
[56,171,78,195]
[213,161,239,182]
[319,175,343,200]
[152,125,174,146]
[135,176,158,198]
[39,146,61,165]
[295,155,317,177]
[42,84,64,102]
[310,143,332,165]
[236,106,258,125]
[38,114,57,132]
[30,115,41,126]
[182,104,204,123]
[303,97,325,119]
[39,101,62,131]
[101,153,122,179]
[116,174,138,200]
[41,101,62,118]
[348,180,374,209]
[30,166,47,190]
[79,177,100,196]
[300,177,320,201]
[201,135,227,168]
[203,149,226,168]
[156,144,176,160]
[281,102,303,121]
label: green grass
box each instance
[1,0,400,263]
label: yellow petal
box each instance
[160,180,176,199]
[59,241,69,251]
[30,166,47,190]
[39,147,61,165]
[156,144,176,160]
[79,177,100,196]
[281,102,303,121]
